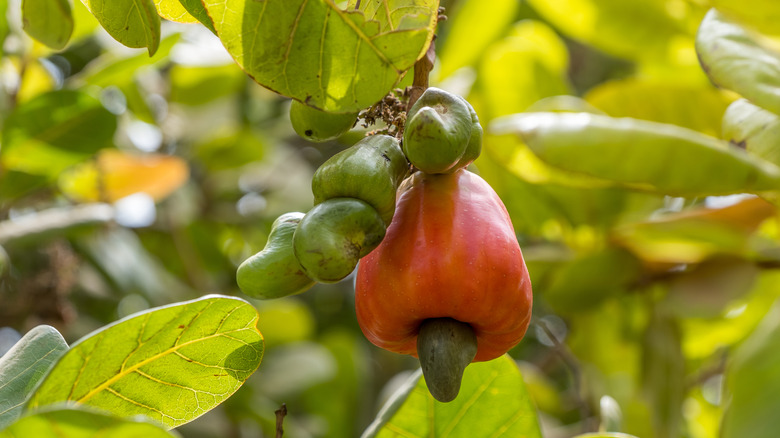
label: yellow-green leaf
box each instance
[177,0,214,32]
[491,112,780,196]
[0,406,179,438]
[154,0,197,23]
[696,9,780,115]
[362,355,542,437]
[81,0,161,55]
[204,0,438,113]
[723,98,780,167]
[27,295,264,428]
[21,0,74,50]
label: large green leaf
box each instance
[696,9,780,116]
[723,99,780,167]
[0,406,179,438]
[0,326,68,430]
[362,355,542,437]
[27,295,264,428]
[176,0,214,32]
[710,0,780,36]
[491,112,780,196]
[81,0,161,55]
[722,299,780,437]
[436,0,518,79]
[21,0,74,50]
[478,20,571,120]
[585,79,734,137]
[154,0,196,23]
[204,0,438,113]
[0,89,116,177]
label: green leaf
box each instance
[585,79,735,138]
[478,20,571,120]
[696,9,780,116]
[0,326,68,430]
[81,0,161,55]
[154,0,197,23]
[436,0,518,79]
[572,434,641,438]
[723,99,780,167]
[525,0,700,62]
[21,0,74,50]
[176,0,215,33]
[722,298,780,437]
[362,355,542,437]
[710,0,780,36]
[204,0,438,113]
[27,295,264,429]
[1,89,116,177]
[0,406,179,438]
[491,112,780,196]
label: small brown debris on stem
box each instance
[275,403,287,438]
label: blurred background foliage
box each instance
[1,0,780,437]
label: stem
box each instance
[406,40,436,112]
[275,403,287,438]
[417,317,477,403]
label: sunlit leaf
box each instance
[21,0,74,50]
[58,149,189,203]
[1,89,116,177]
[710,0,780,36]
[722,297,780,437]
[491,112,780,196]
[614,196,776,263]
[478,20,570,119]
[696,9,780,116]
[0,326,68,429]
[436,0,518,79]
[204,0,438,113]
[585,79,735,137]
[362,355,542,437]
[177,0,214,32]
[81,0,161,55]
[154,0,197,23]
[0,406,179,438]
[723,99,780,167]
[525,0,701,62]
[27,295,264,429]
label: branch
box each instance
[0,204,115,246]
[406,35,437,111]
[275,403,287,438]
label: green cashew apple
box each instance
[236,212,315,299]
[453,96,483,170]
[293,198,386,283]
[403,87,472,174]
[312,135,409,225]
[290,100,358,142]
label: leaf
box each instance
[478,20,571,119]
[722,298,780,437]
[723,99,780,167]
[696,9,780,116]
[490,112,780,196]
[0,406,179,438]
[176,0,215,33]
[710,0,780,36]
[572,434,641,438]
[585,79,735,138]
[1,89,117,177]
[81,0,161,55]
[362,355,542,437]
[154,0,197,23]
[0,326,68,430]
[204,0,438,113]
[21,0,74,50]
[436,0,518,79]
[27,295,264,428]
[525,0,700,62]
[58,149,190,203]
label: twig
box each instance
[0,204,115,245]
[275,403,287,438]
[406,39,436,112]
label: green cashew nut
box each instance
[417,318,478,403]
[290,100,358,142]
[312,134,409,225]
[236,212,315,299]
[403,87,472,174]
[293,198,386,283]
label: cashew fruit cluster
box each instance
[238,88,531,403]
